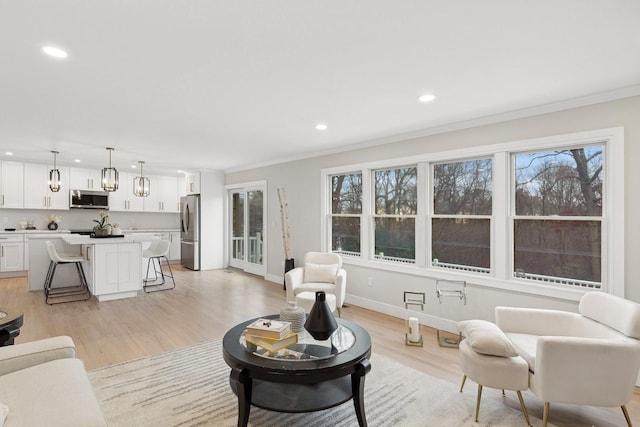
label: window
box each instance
[373,167,417,263]
[321,127,623,297]
[432,159,492,273]
[513,146,603,288]
[331,173,362,256]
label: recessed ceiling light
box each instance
[42,46,68,59]
[315,123,328,131]
[5,152,13,156]
[417,94,436,103]
[74,159,81,163]
[131,164,137,169]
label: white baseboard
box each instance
[345,294,459,334]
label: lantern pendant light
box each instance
[101,147,119,192]
[133,161,150,197]
[48,150,61,192]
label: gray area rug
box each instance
[88,339,547,426]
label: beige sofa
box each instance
[495,291,640,427]
[0,336,106,426]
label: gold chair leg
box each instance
[516,391,532,427]
[475,384,483,422]
[621,405,632,427]
[542,402,550,427]
[459,374,467,392]
[337,306,341,317]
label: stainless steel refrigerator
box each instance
[180,195,200,270]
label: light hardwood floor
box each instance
[1,265,638,426]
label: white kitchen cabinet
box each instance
[144,175,178,212]
[185,171,200,195]
[178,175,186,199]
[0,235,24,272]
[69,167,102,191]
[0,161,24,208]
[160,176,179,212]
[86,242,142,301]
[109,171,144,212]
[23,163,70,210]
[169,231,181,261]
[158,231,180,261]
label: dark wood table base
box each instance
[230,358,371,426]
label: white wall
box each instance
[199,170,225,270]
[225,95,640,330]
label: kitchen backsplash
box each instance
[0,209,179,231]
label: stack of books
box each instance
[245,318,298,353]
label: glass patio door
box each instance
[228,186,265,276]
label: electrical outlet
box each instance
[367,277,373,287]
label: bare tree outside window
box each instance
[331,173,362,255]
[432,159,492,272]
[514,146,603,285]
[374,167,417,262]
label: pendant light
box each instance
[101,147,119,192]
[133,161,150,197]
[48,150,61,192]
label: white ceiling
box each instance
[1,1,639,175]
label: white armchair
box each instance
[0,336,106,426]
[285,252,347,316]
[495,291,640,427]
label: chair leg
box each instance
[621,405,632,427]
[336,306,342,317]
[46,262,91,305]
[516,391,532,427]
[459,374,467,392]
[542,402,550,427]
[475,384,483,422]
[143,256,175,293]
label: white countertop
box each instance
[1,228,179,235]
[0,229,70,234]
[59,235,149,245]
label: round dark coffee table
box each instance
[223,315,372,427]
[0,308,24,346]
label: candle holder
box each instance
[403,291,424,347]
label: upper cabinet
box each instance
[69,167,102,191]
[23,163,70,210]
[178,175,186,200]
[143,175,179,213]
[185,171,200,195]
[0,161,24,209]
[109,171,144,212]
[1,161,182,213]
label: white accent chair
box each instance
[495,291,640,427]
[0,336,106,426]
[285,252,346,316]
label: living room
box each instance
[1,2,640,426]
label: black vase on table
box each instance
[304,291,338,340]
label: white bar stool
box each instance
[44,240,91,305]
[143,240,175,292]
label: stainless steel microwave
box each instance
[69,190,109,209]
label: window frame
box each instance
[371,165,419,264]
[429,157,493,274]
[320,127,624,301]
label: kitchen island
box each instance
[27,234,159,302]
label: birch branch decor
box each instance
[277,187,292,260]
